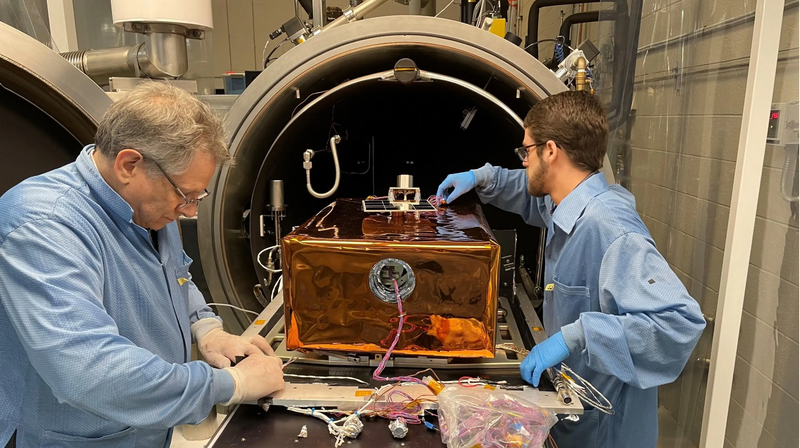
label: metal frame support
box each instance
[313,0,327,27]
[699,0,784,445]
[46,0,78,52]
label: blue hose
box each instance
[554,43,565,64]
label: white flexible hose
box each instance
[473,0,486,26]
[779,147,799,202]
[306,136,341,199]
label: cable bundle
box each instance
[371,279,425,386]
[437,386,557,448]
[495,343,614,415]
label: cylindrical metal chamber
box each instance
[0,22,112,198]
[196,16,612,332]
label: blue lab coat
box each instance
[473,164,705,448]
[0,146,234,447]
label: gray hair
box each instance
[95,82,232,176]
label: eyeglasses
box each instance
[514,142,548,162]
[151,161,210,210]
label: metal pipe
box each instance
[60,26,194,84]
[138,32,188,78]
[298,0,314,17]
[461,0,476,24]
[305,135,341,198]
[274,219,282,249]
[324,0,390,30]
[607,0,641,132]
[559,11,616,49]
[420,0,436,16]
[523,0,637,131]
[409,0,422,15]
[61,45,140,86]
[313,0,327,27]
[547,367,575,405]
[525,0,603,58]
[270,180,285,212]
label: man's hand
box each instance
[224,354,285,404]
[198,328,274,368]
[520,331,570,387]
[436,171,477,203]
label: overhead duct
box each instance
[59,0,213,86]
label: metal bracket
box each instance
[244,382,581,415]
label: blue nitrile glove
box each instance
[436,171,477,203]
[520,331,570,387]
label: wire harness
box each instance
[495,343,614,415]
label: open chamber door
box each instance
[196,16,619,334]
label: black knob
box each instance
[504,32,523,47]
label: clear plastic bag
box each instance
[437,387,558,448]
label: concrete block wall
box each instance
[539,1,798,447]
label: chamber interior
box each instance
[248,70,543,294]
[0,86,83,197]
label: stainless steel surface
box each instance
[252,382,581,414]
[396,174,414,188]
[269,180,285,211]
[122,22,204,40]
[0,21,112,145]
[198,16,574,332]
[269,179,285,244]
[60,22,195,84]
[409,0,422,14]
[325,0,391,30]
[313,0,327,27]
[138,32,189,78]
[107,77,198,93]
[241,291,284,338]
[516,283,548,346]
[86,46,141,84]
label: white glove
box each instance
[223,354,285,405]
[198,328,274,368]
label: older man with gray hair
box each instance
[0,82,284,448]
